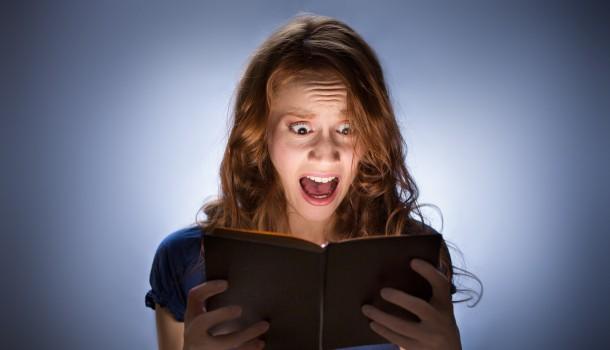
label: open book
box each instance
[203,226,442,350]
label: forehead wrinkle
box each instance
[302,79,347,89]
[309,98,345,104]
[286,107,347,114]
[305,91,347,98]
[301,78,344,85]
[279,106,348,119]
[303,83,345,90]
[305,90,347,98]
[308,93,346,99]
[307,89,347,103]
[303,85,347,92]
[308,92,346,102]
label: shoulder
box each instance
[146,225,207,321]
[153,224,207,283]
[156,224,204,261]
[401,218,442,237]
[402,219,457,294]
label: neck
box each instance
[286,212,334,246]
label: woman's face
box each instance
[267,75,363,226]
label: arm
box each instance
[154,303,184,350]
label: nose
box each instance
[309,132,340,163]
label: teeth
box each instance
[306,175,337,183]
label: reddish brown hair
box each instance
[197,14,464,291]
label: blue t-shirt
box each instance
[145,225,451,350]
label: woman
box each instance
[146,13,475,350]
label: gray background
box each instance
[2,0,609,349]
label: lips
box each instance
[299,177,339,196]
[298,173,341,207]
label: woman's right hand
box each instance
[183,280,270,350]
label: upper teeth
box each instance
[306,176,337,183]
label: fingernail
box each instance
[380,288,392,298]
[229,305,242,314]
[257,340,266,349]
[361,304,372,315]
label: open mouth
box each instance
[299,175,339,200]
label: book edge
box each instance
[211,226,324,253]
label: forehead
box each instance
[269,74,348,113]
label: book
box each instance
[203,226,443,350]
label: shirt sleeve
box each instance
[145,237,186,321]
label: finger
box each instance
[410,259,451,307]
[235,338,266,350]
[186,304,242,334]
[361,304,420,339]
[185,280,228,323]
[369,321,419,349]
[379,287,435,322]
[215,321,270,349]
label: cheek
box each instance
[269,141,296,182]
[351,144,365,174]
[336,152,359,199]
[342,147,361,175]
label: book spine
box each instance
[319,251,326,350]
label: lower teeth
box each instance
[311,193,330,199]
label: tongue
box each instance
[300,177,336,196]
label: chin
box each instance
[297,206,336,222]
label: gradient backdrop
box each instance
[2,0,609,349]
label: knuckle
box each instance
[190,280,227,302]
[187,287,200,300]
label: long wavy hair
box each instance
[196,14,482,306]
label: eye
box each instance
[337,122,352,135]
[288,122,312,135]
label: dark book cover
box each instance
[203,227,442,350]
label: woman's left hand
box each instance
[361,258,462,350]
